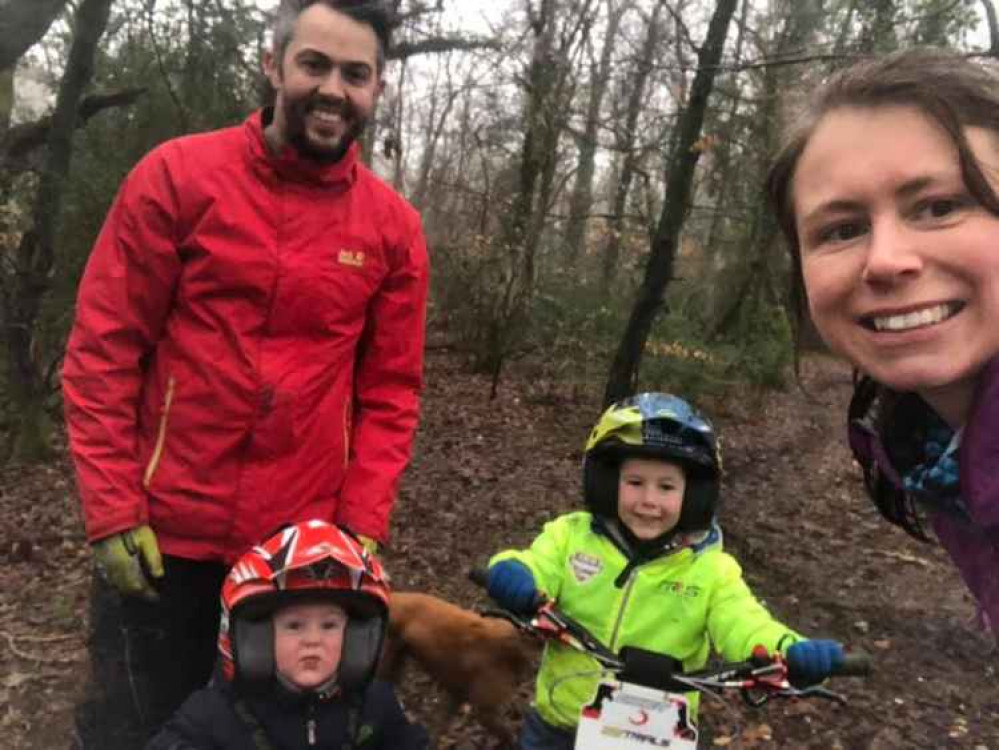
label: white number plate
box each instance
[575,680,698,750]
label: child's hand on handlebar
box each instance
[487,560,540,614]
[786,639,845,687]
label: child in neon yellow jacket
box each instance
[487,393,845,749]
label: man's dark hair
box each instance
[272,0,393,73]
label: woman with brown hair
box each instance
[767,49,999,633]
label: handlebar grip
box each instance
[468,567,490,589]
[836,651,873,677]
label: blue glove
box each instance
[487,560,539,614]
[786,639,845,687]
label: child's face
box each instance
[617,457,686,540]
[274,601,347,690]
[793,104,999,424]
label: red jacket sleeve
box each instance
[335,214,429,542]
[62,146,184,543]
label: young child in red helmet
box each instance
[145,520,429,749]
[486,393,848,749]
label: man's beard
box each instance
[284,93,369,165]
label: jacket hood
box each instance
[245,108,359,188]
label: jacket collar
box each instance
[244,108,359,188]
[592,516,721,588]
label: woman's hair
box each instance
[767,49,999,314]
[271,0,393,73]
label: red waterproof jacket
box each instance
[63,110,429,562]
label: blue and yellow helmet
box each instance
[583,393,722,532]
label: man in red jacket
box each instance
[63,2,428,747]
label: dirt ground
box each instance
[1,349,997,749]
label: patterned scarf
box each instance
[902,422,963,505]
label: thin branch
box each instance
[390,35,501,61]
[143,0,189,131]
[1,87,146,170]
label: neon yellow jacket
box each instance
[490,512,801,730]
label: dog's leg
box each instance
[473,703,516,750]
[424,691,464,747]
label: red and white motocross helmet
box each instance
[218,520,389,693]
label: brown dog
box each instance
[379,591,539,747]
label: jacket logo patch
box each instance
[570,552,603,584]
[663,581,701,599]
[338,249,366,268]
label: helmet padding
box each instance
[232,605,385,694]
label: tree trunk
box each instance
[563,0,626,262]
[477,0,560,383]
[603,0,738,406]
[412,57,460,211]
[710,0,824,342]
[390,58,408,191]
[982,0,999,57]
[858,0,898,53]
[600,1,664,289]
[0,0,68,72]
[4,0,114,461]
[0,66,11,133]
[702,0,748,279]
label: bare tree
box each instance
[478,0,595,392]
[0,0,69,73]
[982,0,999,56]
[709,0,824,342]
[600,0,665,289]
[563,0,628,262]
[2,0,115,459]
[604,0,739,405]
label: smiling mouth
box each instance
[309,109,343,125]
[861,302,964,332]
[633,513,665,522]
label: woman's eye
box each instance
[915,197,965,220]
[817,220,866,245]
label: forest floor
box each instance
[1,349,997,749]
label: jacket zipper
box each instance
[307,700,317,746]
[143,376,176,489]
[608,550,691,650]
[608,568,638,650]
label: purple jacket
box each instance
[848,357,999,631]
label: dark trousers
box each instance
[73,556,228,749]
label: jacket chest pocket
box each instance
[274,242,386,336]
